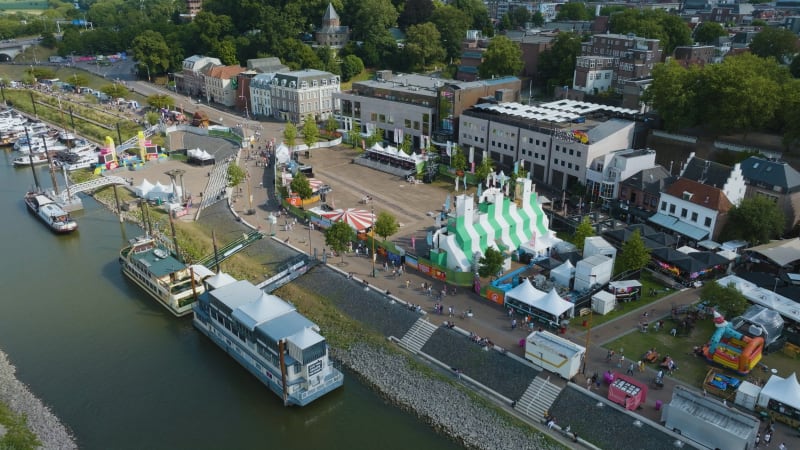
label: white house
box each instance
[204,65,244,107]
[270,70,340,123]
[585,148,657,202]
[649,155,745,242]
[572,56,615,94]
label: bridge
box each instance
[0,38,40,61]
[116,125,159,154]
[59,175,129,203]
[196,230,263,268]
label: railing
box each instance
[58,175,128,203]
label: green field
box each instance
[0,0,48,12]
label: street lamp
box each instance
[774,277,780,292]
[371,205,376,277]
[239,95,249,120]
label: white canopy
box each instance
[550,260,574,287]
[232,292,295,331]
[187,148,213,161]
[759,372,800,411]
[536,288,575,318]
[505,278,546,307]
[275,143,290,164]
[134,178,154,197]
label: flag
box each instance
[469,146,474,164]
[514,160,519,174]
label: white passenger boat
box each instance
[13,153,50,167]
[193,275,344,406]
[119,235,207,317]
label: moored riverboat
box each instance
[23,191,78,233]
[193,276,343,406]
[119,235,208,316]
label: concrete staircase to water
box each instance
[398,318,439,353]
[515,376,563,422]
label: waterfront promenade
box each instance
[111,129,793,447]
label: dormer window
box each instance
[703,196,709,204]
[290,81,296,88]
[682,191,693,201]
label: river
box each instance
[0,151,459,449]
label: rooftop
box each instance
[681,155,733,188]
[664,178,733,212]
[621,166,675,195]
[739,157,800,193]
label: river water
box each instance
[0,153,459,449]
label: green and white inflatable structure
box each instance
[432,178,562,272]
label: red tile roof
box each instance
[206,65,244,79]
[665,178,733,212]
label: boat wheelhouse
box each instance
[119,235,207,316]
[193,278,343,406]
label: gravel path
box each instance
[0,351,76,449]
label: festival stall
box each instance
[320,208,376,232]
[608,373,647,410]
[550,260,574,288]
[757,372,800,427]
[523,330,585,379]
[574,255,613,292]
[187,148,215,165]
[591,290,616,315]
[503,278,547,317]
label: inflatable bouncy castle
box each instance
[703,311,764,375]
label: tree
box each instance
[290,172,313,199]
[616,229,651,274]
[280,38,323,70]
[101,83,129,99]
[374,211,399,241]
[700,54,784,135]
[404,22,445,70]
[694,22,726,45]
[451,0,490,32]
[530,11,545,27]
[430,5,472,62]
[791,56,800,78]
[340,55,364,82]
[573,216,594,252]
[130,30,171,77]
[146,94,175,110]
[478,247,505,279]
[479,36,523,79]
[475,156,494,183]
[28,67,56,81]
[720,196,786,245]
[302,115,319,150]
[284,122,297,150]
[144,111,160,126]
[40,31,57,49]
[501,6,531,30]
[643,61,701,131]
[398,0,434,28]
[750,27,799,62]
[325,220,355,263]
[557,2,591,20]
[701,282,748,318]
[227,163,246,187]
[400,134,413,154]
[450,145,467,172]
[538,32,581,92]
[350,0,398,43]
[325,116,338,135]
[66,73,88,88]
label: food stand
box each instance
[608,373,648,411]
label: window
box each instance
[404,119,411,128]
[691,212,698,222]
[575,165,580,171]
[577,151,581,158]
[568,163,572,169]
[561,160,565,166]
[554,158,559,164]
[704,217,712,227]
[371,113,377,121]
[661,201,667,211]
[556,145,560,152]
[669,204,676,214]
[680,208,687,218]
[569,149,574,155]
[503,144,508,150]
[536,140,540,145]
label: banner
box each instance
[418,262,431,275]
[404,255,419,270]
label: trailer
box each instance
[524,330,585,379]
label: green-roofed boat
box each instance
[120,235,209,317]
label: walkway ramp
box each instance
[196,230,263,267]
[515,376,563,422]
[58,175,128,203]
[257,254,318,293]
[398,319,438,353]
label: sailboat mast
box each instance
[23,127,40,190]
[41,136,59,195]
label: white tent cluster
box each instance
[134,178,183,202]
[506,278,574,319]
[368,143,426,164]
[187,148,214,164]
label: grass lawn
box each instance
[604,317,800,390]
[582,271,674,328]
[340,68,374,91]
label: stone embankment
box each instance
[0,351,77,449]
[337,344,562,450]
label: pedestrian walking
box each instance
[448,306,453,317]
[606,350,615,362]
[763,432,771,445]
[508,307,513,317]
[626,362,635,375]
[777,442,786,450]
[755,433,760,448]
[638,360,645,372]
[618,354,625,368]
[405,280,410,289]
[511,319,517,330]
